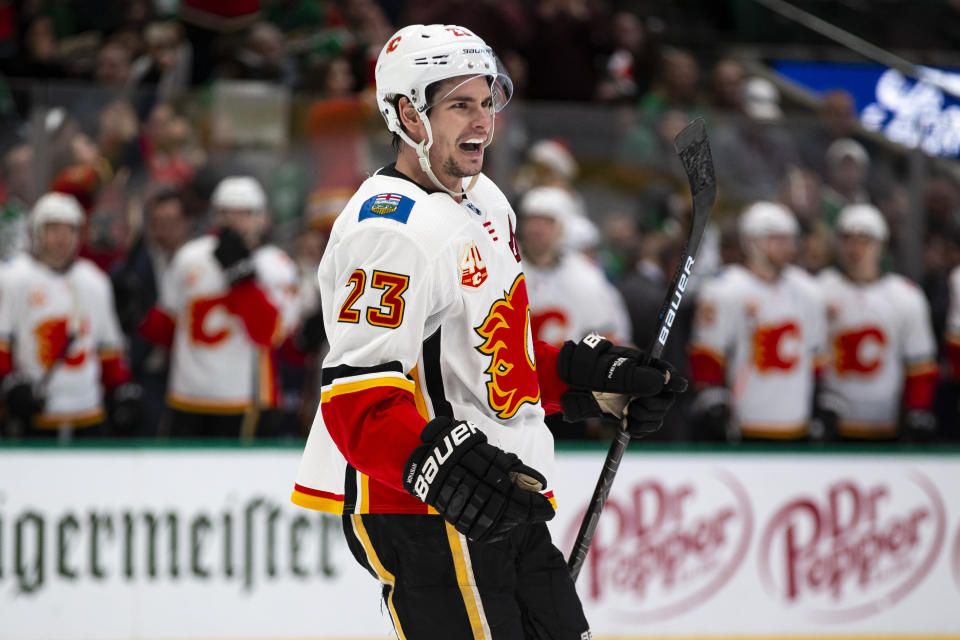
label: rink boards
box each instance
[0,442,958,640]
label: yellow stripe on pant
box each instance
[349,515,407,640]
[444,522,492,640]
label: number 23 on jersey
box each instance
[337,268,410,328]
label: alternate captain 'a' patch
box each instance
[358,193,414,224]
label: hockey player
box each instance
[689,201,827,440]
[139,176,300,437]
[0,192,141,437]
[519,185,630,346]
[818,204,938,440]
[291,24,686,639]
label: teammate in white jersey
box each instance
[0,192,141,437]
[689,201,827,440]
[519,185,630,347]
[139,176,300,437]
[291,24,686,640]
[818,204,938,440]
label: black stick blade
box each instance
[674,117,716,200]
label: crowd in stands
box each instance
[0,1,958,443]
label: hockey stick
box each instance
[567,117,716,582]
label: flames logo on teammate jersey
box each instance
[34,317,85,367]
[752,321,800,372]
[833,326,886,375]
[475,274,540,419]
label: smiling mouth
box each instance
[459,139,484,153]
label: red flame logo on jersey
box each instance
[753,321,800,371]
[530,309,570,347]
[834,326,886,375]
[475,274,540,419]
[34,317,85,368]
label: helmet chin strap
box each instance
[398,112,482,198]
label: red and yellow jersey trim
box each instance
[320,372,415,404]
[291,483,344,514]
[905,359,938,377]
[34,407,104,429]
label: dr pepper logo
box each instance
[567,471,752,621]
[759,474,945,622]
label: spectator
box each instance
[712,77,801,202]
[130,20,191,112]
[7,15,66,80]
[798,89,860,176]
[689,202,827,441]
[138,176,300,438]
[0,192,141,438]
[0,143,34,259]
[709,57,746,114]
[818,204,938,442]
[228,21,298,88]
[820,137,871,227]
[637,48,704,124]
[523,0,608,101]
[112,187,192,436]
[596,11,660,104]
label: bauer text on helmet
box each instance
[375,24,513,197]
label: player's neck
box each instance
[523,248,561,268]
[747,260,784,283]
[396,150,464,202]
[845,263,880,284]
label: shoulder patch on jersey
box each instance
[358,193,415,224]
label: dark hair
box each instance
[145,185,185,215]
[389,82,445,154]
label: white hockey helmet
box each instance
[836,203,888,242]
[739,201,799,240]
[375,24,513,196]
[211,176,267,211]
[29,192,84,243]
[519,186,577,229]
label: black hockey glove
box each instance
[690,386,732,441]
[402,417,555,543]
[557,333,687,437]
[902,410,937,443]
[214,227,255,285]
[109,383,144,436]
[811,386,847,442]
[1,373,46,423]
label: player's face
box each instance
[519,214,562,260]
[219,207,267,248]
[148,199,189,254]
[840,232,880,269]
[758,233,796,269]
[39,222,80,270]
[427,76,494,190]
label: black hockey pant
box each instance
[343,514,592,640]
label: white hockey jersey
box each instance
[690,264,827,438]
[818,268,937,436]
[0,255,125,427]
[293,167,558,515]
[159,236,300,412]
[524,250,631,346]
